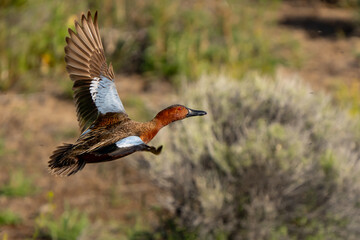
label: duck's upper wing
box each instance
[65,11,126,132]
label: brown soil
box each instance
[278,2,360,91]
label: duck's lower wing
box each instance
[81,136,163,164]
[49,136,162,177]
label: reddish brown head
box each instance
[140,104,207,143]
[155,104,207,127]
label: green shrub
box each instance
[35,208,88,240]
[128,217,198,240]
[333,81,360,116]
[142,75,360,239]
[0,0,92,92]
[1,0,300,92]
[0,170,35,197]
[34,192,88,240]
[0,210,22,226]
[111,0,300,84]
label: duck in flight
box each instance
[48,11,206,176]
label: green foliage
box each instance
[0,0,92,92]
[333,81,360,116]
[0,0,301,93]
[128,217,198,240]
[0,210,22,226]
[112,0,300,84]
[123,96,153,122]
[35,208,88,240]
[34,192,89,240]
[0,170,35,197]
[142,75,360,239]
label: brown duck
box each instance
[48,11,207,176]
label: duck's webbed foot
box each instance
[144,145,163,155]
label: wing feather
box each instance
[65,11,126,132]
[88,136,163,163]
[68,29,93,53]
[65,59,88,70]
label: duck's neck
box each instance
[139,113,175,144]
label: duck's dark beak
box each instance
[186,108,207,117]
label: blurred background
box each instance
[1,0,360,239]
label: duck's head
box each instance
[155,104,207,125]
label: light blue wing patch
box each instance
[115,136,144,148]
[92,135,162,158]
[89,75,126,114]
[80,128,91,137]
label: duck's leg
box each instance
[143,145,163,155]
[104,142,162,158]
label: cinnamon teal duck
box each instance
[48,11,207,176]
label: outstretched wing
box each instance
[65,11,125,132]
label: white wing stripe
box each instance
[90,77,100,101]
[116,136,144,148]
[89,76,126,114]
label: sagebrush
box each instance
[142,75,360,240]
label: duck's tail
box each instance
[48,143,86,177]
